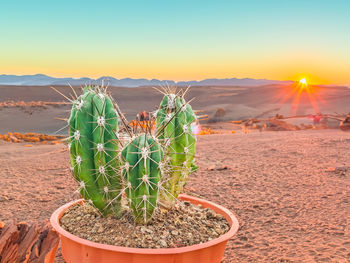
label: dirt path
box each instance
[0,129,349,262]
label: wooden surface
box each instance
[0,220,59,263]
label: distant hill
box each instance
[0,74,293,87]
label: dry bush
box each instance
[0,132,63,144]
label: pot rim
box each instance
[50,194,239,255]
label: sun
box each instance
[299,78,307,85]
[274,75,323,116]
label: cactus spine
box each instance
[156,92,197,205]
[121,134,163,224]
[68,86,122,217]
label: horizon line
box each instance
[1,73,349,87]
[0,72,297,83]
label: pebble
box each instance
[97,225,104,233]
[215,227,223,235]
[0,196,9,202]
[215,214,224,220]
[140,226,153,234]
[162,230,170,237]
[60,201,230,249]
[159,239,168,247]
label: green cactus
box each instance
[121,134,163,224]
[68,85,122,217]
[60,84,200,223]
[156,92,197,205]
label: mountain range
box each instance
[0,74,295,87]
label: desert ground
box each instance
[0,84,349,134]
[0,130,349,262]
[0,84,349,262]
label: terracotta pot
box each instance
[44,241,59,263]
[50,194,239,263]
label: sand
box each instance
[191,130,350,262]
[1,84,349,134]
[1,129,349,262]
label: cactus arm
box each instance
[122,135,163,224]
[67,86,122,217]
[73,91,105,210]
[156,93,198,206]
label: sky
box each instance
[1,0,349,84]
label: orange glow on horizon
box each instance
[1,55,349,85]
[274,76,327,115]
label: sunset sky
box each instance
[1,0,349,84]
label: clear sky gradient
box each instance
[1,0,349,84]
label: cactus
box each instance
[61,84,198,223]
[68,86,122,217]
[156,91,197,205]
[121,134,163,224]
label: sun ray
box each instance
[274,77,323,116]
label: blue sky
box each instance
[1,0,349,84]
